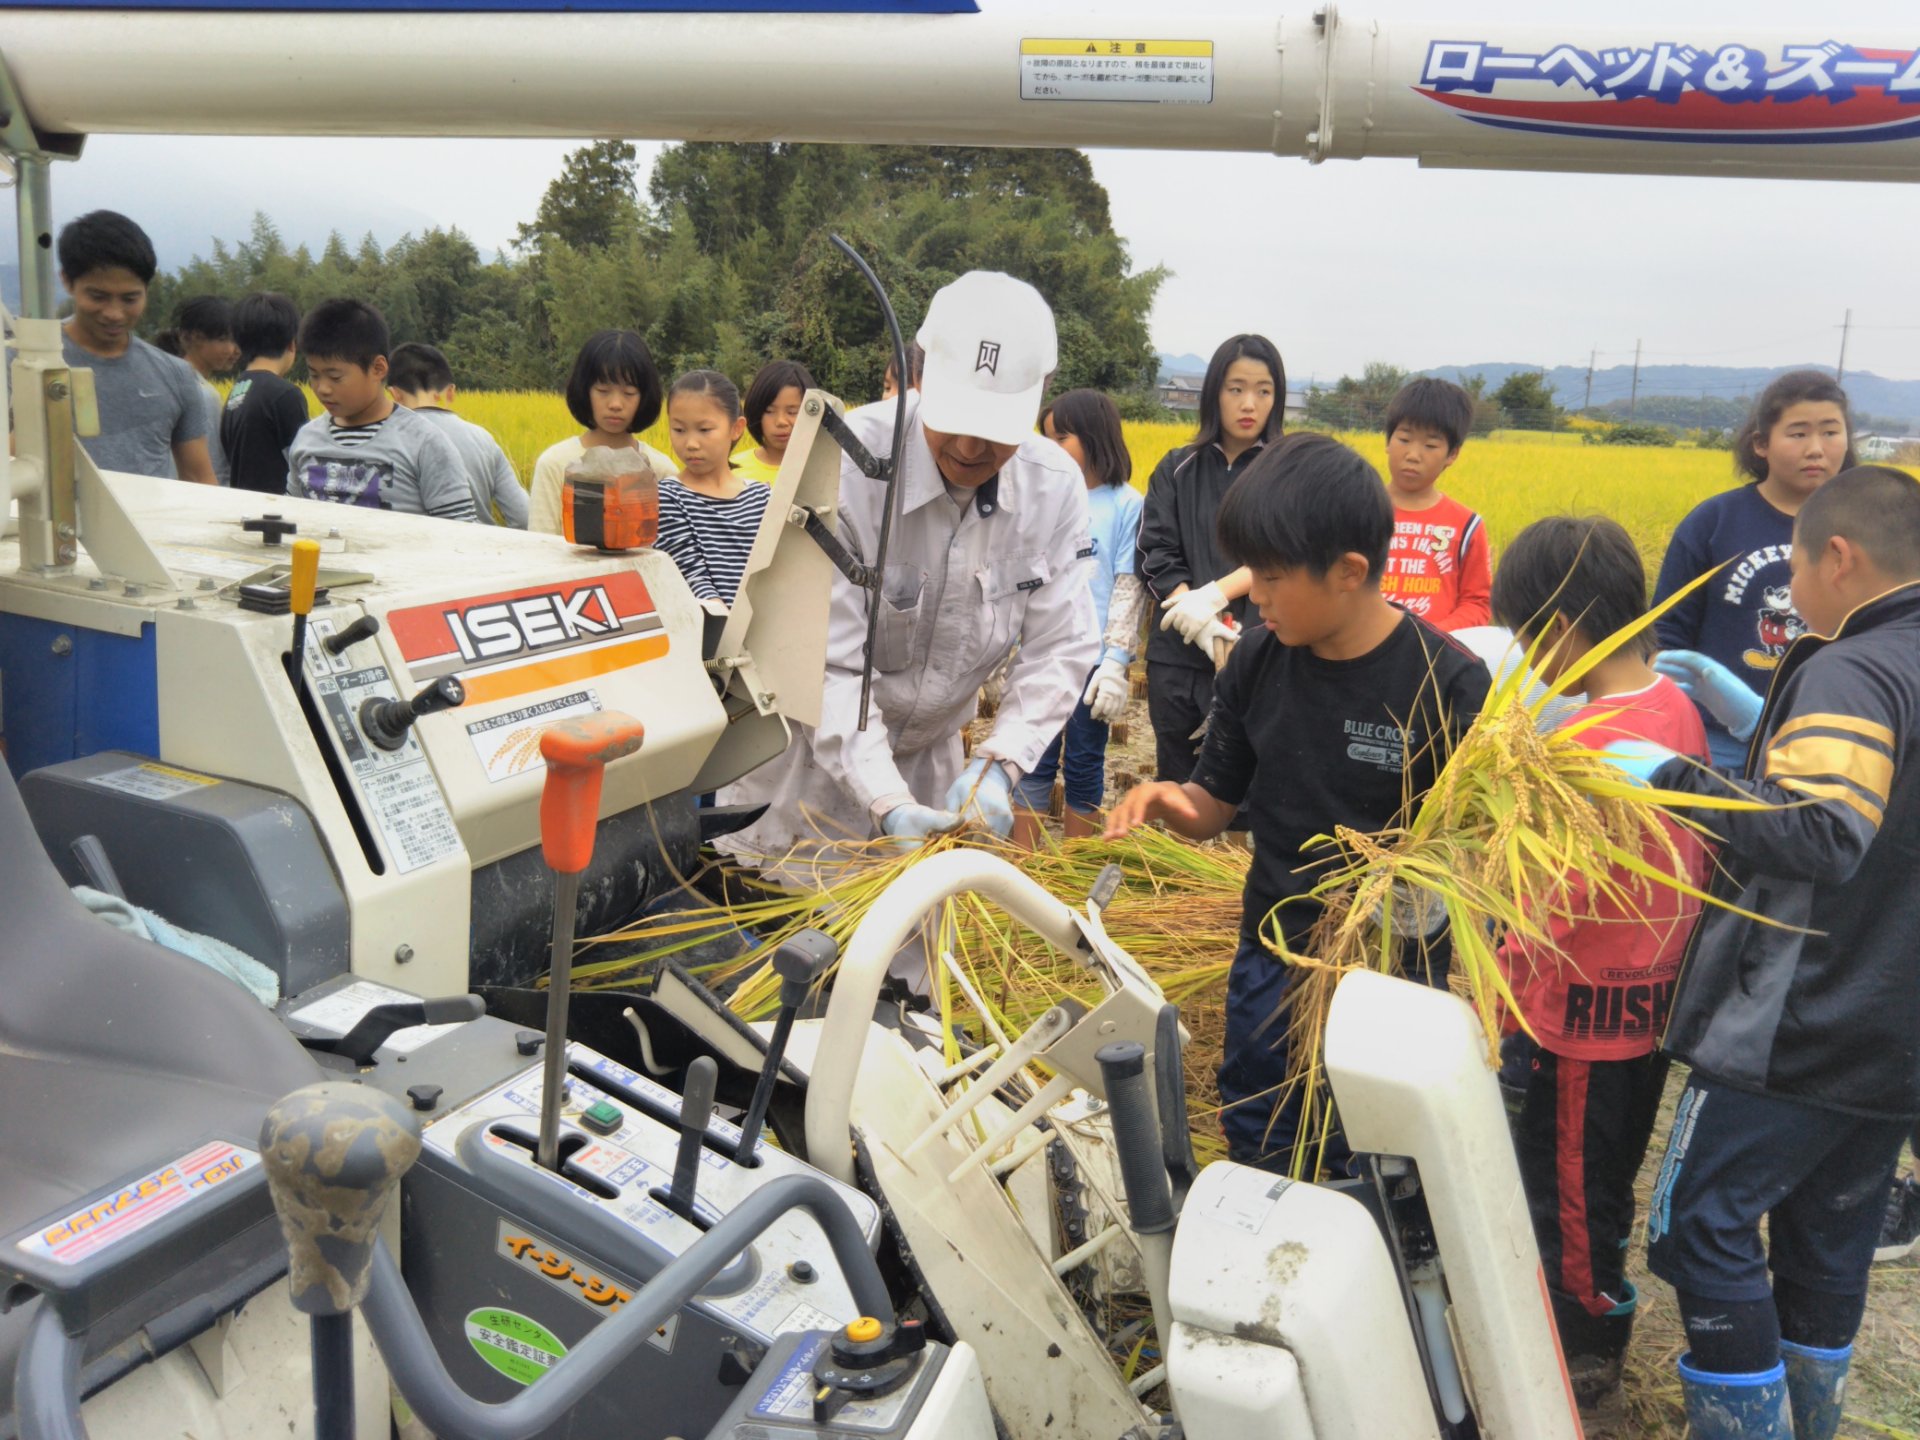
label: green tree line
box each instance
[145,141,1166,403]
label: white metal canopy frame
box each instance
[4,7,1919,308]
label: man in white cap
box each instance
[722,271,1098,861]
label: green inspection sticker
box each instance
[465,1307,567,1386]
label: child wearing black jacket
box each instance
[1618,466,1920,1440]
[1135,334,1286,783]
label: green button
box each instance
[580,1100,623,1135]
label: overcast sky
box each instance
[15,0,1920,382]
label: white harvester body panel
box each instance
[1167,1163,1439,1440]
[1327,970,1582,1440]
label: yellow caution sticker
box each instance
[1020,38,1215,105]
[86,760,220,801]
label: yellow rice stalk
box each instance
[574,826,1247,1161]
[1261,569,1779,1179]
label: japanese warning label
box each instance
[86,761,220,802]
[1020,38,1215,104]
[309,662,462,875]
[465,689,602,784]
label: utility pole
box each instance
[1583,347,1596,412]
[1837,309,1852,384]
[1628,339,1642,421]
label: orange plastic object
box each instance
[538,712,645,874]
[563,471,660,552]
[844,1317,884,1344]
[289,538,322,616]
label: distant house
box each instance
[1855,432,1906,461]
[1156,373,1309,427]
[1157,374,1207,411]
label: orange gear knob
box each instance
[537,713,645,874]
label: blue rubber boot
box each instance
[1779,1340,1850,1440]
[1677,1354,1794,1438]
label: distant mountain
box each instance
[1156,353,1210,380]
[1424,362,1920,431]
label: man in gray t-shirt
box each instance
[55,209,215,484]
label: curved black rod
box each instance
[828,233,909,733]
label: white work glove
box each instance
[880,803,963,846]
[1159,581,1229,646]
[1653,650,1765,742]
[942,757,1016,839]
[1599,739,1678,787]
[1083,651,1131,724]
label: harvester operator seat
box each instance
[0,756,321,1429]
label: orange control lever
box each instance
[538,713,645,874]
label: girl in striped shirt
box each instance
[658,370,769,607]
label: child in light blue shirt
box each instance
[1014,389,1146,840]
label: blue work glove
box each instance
[942,757,1016,839]
[1599,740,1678,787]
[880,803,962,845]
[1653,650,1765,741]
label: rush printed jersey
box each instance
[1499,676,1710,1060]
[1379,494,1491,632]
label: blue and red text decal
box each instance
[1420,40,1920,145]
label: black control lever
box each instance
[360,675,465,751]
[325,615,382,656]
[1154,1004,1198,1209]
[734,929,837,1164]
[300,995,485,1065]
[663,1056,718,1223]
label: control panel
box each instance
[417,1041,882,1343]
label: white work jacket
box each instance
[722,393,1098,860]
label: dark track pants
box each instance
[1509,1040,1669,1316]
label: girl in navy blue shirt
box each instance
[1652,371,1853,768]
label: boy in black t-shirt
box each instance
[1107,433,1490,1172]
[221,292,311,495]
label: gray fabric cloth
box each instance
[199,377,229,485]
[61,331,207,479]
[286,403,477,520]
[413,406,527,526]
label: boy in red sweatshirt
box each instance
[1380,377,1491,631]
[1490,516,1710,1413]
